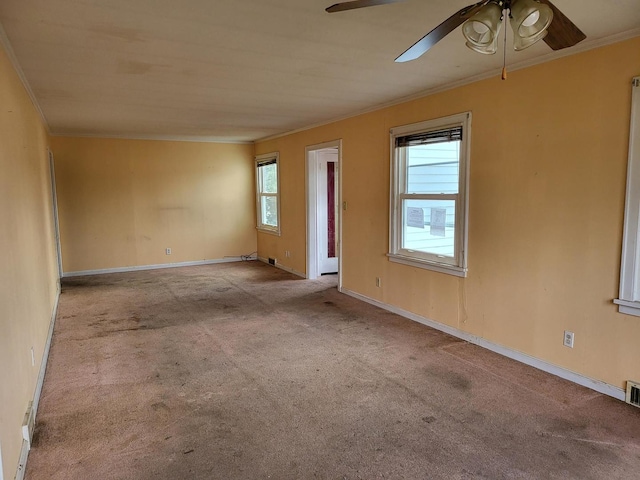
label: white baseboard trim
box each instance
[339,287,626,402]
[14,441,28,480]
[257,257,306,279]
[15,286,61,480]
[33,287,60,416]
[62,257,255,278]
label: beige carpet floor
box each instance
[25,261,640,479]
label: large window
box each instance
[615,77,640,316]
[389,112,471,277]
[256,153,280,234]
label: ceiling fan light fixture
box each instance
[509,0,553,50]
[513,29,548,50]
[329,0,586,63]
[462,1,503,49]
[465,41,498,55]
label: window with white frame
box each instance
[615,77,640,316]
[256,153,280,235]
[389,112,471,277]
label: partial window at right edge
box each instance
[615,77,640,316]
[389,112,471,277]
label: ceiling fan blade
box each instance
[395,1,489,63]
[538,0,586,50]
[326,0,405,13]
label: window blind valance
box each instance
[257,158,277,167]
[395,126,463,148]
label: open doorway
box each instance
[306,140,342,286]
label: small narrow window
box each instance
[256,153,280,235]
[389,113,471,277]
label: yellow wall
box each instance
[0,45,59,479]
[256,37,640,390]
[50,137,257,273]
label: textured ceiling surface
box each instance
[1,0,639,142]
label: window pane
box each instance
[402,199,456,258]
[261,195,278,227]
[260,163,278,194]
[405,141,460,194]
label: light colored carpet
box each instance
[26,261,640,479]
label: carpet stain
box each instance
[425,366,472,392]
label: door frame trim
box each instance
[305,140,342,287]
[48,149,63,278]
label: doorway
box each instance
[306,140,342,285]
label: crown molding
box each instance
[256,29,640,144]
[49,132,254,145]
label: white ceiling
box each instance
[1,0,639,143]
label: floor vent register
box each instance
[626,381,640,408]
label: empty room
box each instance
[2,1,640,479]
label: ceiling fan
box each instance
[326,0,586,62]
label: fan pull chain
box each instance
[501,9,508,80]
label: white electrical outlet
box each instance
[563,330,575,348]
[166,248,171,255]
[376,277,382,288]
[285,250,290,258]
[30,347,35,367]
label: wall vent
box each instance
[625,381,640,408]
[21,401,35,450]
[268,257,276,265]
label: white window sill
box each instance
[256,227,281,236]
[387,253,467,278]
[613,299,640,317]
